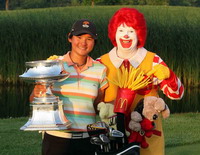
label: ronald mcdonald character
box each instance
[98,8,184,155]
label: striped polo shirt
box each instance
[52,52,108,132]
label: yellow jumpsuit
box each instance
[101,51,164,155]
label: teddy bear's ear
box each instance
[154,98,166,111]
[162,104,170,119]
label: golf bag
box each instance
[87,122,140,155]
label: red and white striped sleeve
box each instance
[153,55,184,100]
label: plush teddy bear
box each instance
[97,102,116,126]
[143,96,170,121]
[128,117,160,148]
[97,102,133,136]
[128,96,167,148]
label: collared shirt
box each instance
[108,47,148,68]
[59,52,93,73]
[53,52,108,132]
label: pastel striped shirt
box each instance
[52,52,108,132]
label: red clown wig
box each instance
[108,8,147,48]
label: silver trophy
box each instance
[19,60,72,131]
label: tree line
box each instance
[0,0,200,10]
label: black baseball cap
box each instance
[69,19,97,40]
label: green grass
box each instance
[0,6,199,87]
[166,143,200,155]
[0,117,41,155]
[163,113,200,147]
[0,113,200,154]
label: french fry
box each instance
[106,77,119,86]
[117,68,123,88]
[108,65,152,91]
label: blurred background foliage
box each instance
[0,0,200,10]
[0,6,199,87]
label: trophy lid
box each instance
[19,60,70,83]
[25,60,61,68]
[19,73,69,82]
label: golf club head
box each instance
[99,134,110,144]
[90,137,104,145]
[109,127,124,138]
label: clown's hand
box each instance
[47,55,59,60]
[147,64,170,80]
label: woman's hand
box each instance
[29,84,46,102]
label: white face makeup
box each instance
[115,23,138,51]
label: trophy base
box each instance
[20,101,72,131]
[20,119,72,131]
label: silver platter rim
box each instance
[19,73,69,81]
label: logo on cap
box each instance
[82,21,90,28]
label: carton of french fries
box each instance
[107,65,152,115]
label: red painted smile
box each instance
[120,39,132,48]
